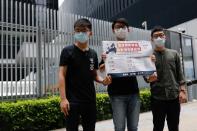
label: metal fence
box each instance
[0,0,152,100]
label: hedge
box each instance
[0,97,64,131]
[0,90,151,131]
[140,89,151,112]
[96,94,112,121]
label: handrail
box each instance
[186,79,197,86]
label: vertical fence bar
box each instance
[50,9,53,95]
[56,10,60,95]
[96,19,99,52]
[69,13,72,43]
[27,3,31,98]
[10,0,13,99]
[19,2,23,98]
[46,8,50,96]
[98,20,101,56]
[1,0,4,100]
[64,13,67,48]
[5,0,9,99]
[32,4,36,97]
[35,5,38,97]
[53,9,57,95]
[69,14,73,45]
[23,2,27,98]
[41,6,45,96]
[67,13,70,47]
[51,10,54,95]
[69,13,72,46]
[59,10,63,54]
[36,5,42,97]
[93,18,96,51]
[38,6,43,97]
[14,0,18,99]
[43,6,48,96]
[60,11,63,49]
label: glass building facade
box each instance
[165,30,195,80]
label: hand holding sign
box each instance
[102,41,156,78]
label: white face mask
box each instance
[153,37,166,47]
[114,28,128,40]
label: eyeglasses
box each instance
[74,27,90,33]
[114,23,127,30]
[114,25,127,30]
[152,33,165,39]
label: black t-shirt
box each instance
[99,59,139,96]
[59,45,98,103]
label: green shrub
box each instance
[96,94,112,121]
[0,95,112,131]
[140,89,151,112]
[0,90,151,130]
[0,97,64,131]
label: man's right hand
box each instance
[60,98,70,116]
[150,55,156,62]
[102,75,112,85]
[147,72,158,82]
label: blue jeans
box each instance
[110,94,140,131]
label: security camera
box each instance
[141,21,147,30]
[141,21,147,27]
[178,28,186,33]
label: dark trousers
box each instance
[151,97,180,131]
[65,102,96,131]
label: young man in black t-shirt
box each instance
[99,18,140,131]
[59,18,111,131]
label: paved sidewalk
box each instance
[54,101,197,131]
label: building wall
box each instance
[193,39,197,79]
[113,0,197,29]
[169,18,197,38]
[60,0,197,29]
[169,19,197,80]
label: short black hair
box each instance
[74,18,92,30]
[112,18,129,29]
[151,26,164,37]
